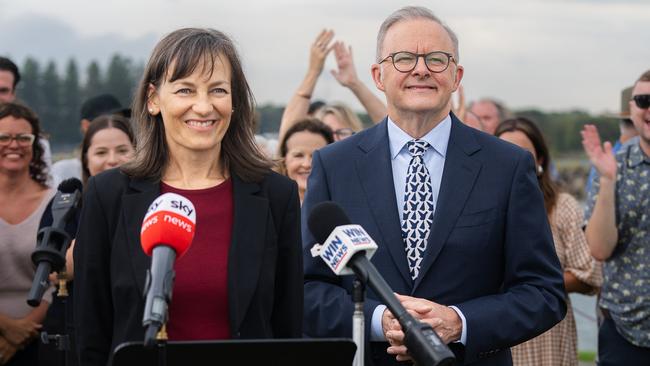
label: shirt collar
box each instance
[387,114,452,160]
[627,138,650,168]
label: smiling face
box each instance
[630,81,650,154]
[284,130,329,200]
[371,18,463,123]
[0,116,33,174]
[86,127,135,177]
[148,55,233,160]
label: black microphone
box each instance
[308,201,455,366]
[27,178,83,307]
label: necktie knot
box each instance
[407,139,429,158]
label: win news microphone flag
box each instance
[308,201,455,366]
[140,192,196,347]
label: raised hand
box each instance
[581,124,617,181]
[308,29,335,76]
[331,41,359,88]
[451,84,467,121]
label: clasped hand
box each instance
[383,294,461,362]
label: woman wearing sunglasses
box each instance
[0,103,53,365]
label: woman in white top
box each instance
[0,102,54,365]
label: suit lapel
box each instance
[123,177,161,293]
[356,120,413,285]
[413,117,482,291]
[227,175,268,335]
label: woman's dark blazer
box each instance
[73,168,303,366]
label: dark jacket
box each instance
[73,168,303,366]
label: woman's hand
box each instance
[307,29,335,76]
[0,317,40,347]
[0,336,18,365]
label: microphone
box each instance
[27,178,83,307]
[140,192,196,347]
[308,202,455,366]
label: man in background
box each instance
[582,69,650,364]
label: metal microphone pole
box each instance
[352,278,365,366]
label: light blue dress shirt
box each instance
[370,115,467,345]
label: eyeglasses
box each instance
[333,128,354,139]
[632,94,650,109]
[379,51,456,73]
[0,133,36,146]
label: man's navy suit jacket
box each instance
[302,115,566,365]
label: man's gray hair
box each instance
[376,6,460,63]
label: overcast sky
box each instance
[1,0,648,115]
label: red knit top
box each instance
[162,179,233,340]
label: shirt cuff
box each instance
[371,304,387,341]
[449,305,467,345]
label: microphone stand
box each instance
[40,272,70,366]
[351,278,365,366]
[156,325,168,366]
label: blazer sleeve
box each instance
[271,179,303,337]
[456,151,567,363]
[73,176,114,366]
[302,150,382,340]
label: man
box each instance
[50,93,122,186]
[468,98,510,135]
[1,56,53,171]
[582,70,650,364]
[302,6,566,366]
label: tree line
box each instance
[15,54,620,155]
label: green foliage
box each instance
[516,109,620,155]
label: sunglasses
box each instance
[632,94,650,109]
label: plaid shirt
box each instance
[585,137,650,348]
[512,193,602,366]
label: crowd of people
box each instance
[0,5,648,366]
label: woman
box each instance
[315,103,363,141]
[278,118,333,203]
[39,114,135,366]
[0,102,53,365]
[495,117,602,366]
[73,28,303,366]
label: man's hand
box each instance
[581,124,617,181]
[331,41,359,88]
[307,29,335,76]
[0,317,40,347]
[0,336,18,365]
[383,294,462,362]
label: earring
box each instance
[231,108,235,113]
[148,108,154,114]
[537,165,544,175]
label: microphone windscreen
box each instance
[57,178,83,193]
[140,193,196,257]
[308,201,352,244]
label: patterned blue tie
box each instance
[402,139,434,280]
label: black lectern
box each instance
[110,338,356,366]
